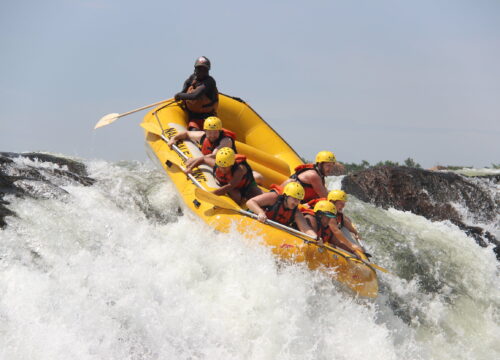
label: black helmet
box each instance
[194,56,211,70]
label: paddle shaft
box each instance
[140,121,204,189]
[95,100,177,129]
[119,99,175,119]
[193,187,387,272]
[176,162,205,190]
[210,191,386,272]
[231,206,355,260]
[232,207,373,266]
[273,222,385,272]
[168,147,205,190]
[155,132,206,190]
[238,208,318,241]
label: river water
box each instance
[0,157,499,360]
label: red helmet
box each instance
[194,56,211,70]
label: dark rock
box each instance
[332,162,346,176]
[342,166,500,259]
[0,152,96,229]
[0,204,15,228]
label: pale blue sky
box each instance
[1,0,499,168]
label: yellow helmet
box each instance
[203,116,222,130]
[215,147,236,167]
[328,190,348,202]
[315,151,336,163]
[283,182,305,200]
[313,200,337,217]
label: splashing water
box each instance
[0,158,498,360]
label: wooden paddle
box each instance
[94,99,177,129]
[194,187,318,240]
[194,187,389,274]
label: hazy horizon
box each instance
[1,0,499,169]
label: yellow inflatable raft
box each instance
[141,93,379,298]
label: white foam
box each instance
[1,158,499,360]
[452,168,500,176]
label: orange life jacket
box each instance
[200,129,237,155]
[305,197,344,228]
[263,184,298,226]
[301,209,335,244]
[304,197,327,209]
[317,223,335,244]
[290,164,325,203]
[185,78,219,114]
[213,154,254,190]
[300,207,315,216]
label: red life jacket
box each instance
[317,222,335,244]
[300,207,315,216]
[304,197,327,210]
[200,129,237,155]
[306,197,343,228]
[213,154,254,190]
[290,164,325,203]
[263,184,298,226]
[301,209,335,244]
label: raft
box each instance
[142,93,379,298]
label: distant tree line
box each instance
[299,157,499,174]
[341,157,421,174]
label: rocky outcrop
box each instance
[332,162,346,176]
[0,152,95,228]
[342,166,500,259]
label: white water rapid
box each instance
[0,157,499,360]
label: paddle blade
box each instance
[194,188,240,212]
[94,113,119,129]
[140,122,164,136]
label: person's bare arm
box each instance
[294,211,317,238]
[328,219,363,257]
[246,192,278,222]
[184,152,217,173]
[187,131,204,143]
[168,130,204,148]
[212,165,246,196]
[167,131,188,148]
[175,83,207,100]
[215,138,233,153]
[184,156,205,173]
[343,216,361,240]
[305,172,328,198]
